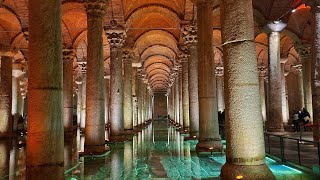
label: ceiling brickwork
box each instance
[0,0,314,92]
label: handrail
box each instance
[264,133,320,168]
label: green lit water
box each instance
[64,122,317,180]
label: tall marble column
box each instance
[182,24,199,138]
[181,52,190,132]
[220,0,275,178]
[266,21,287,132]
[132,68,138,129]
[27,0,64,177]
[194,0,222,151]
[297,45,313,122]
[79,63,87,130]
[106,28,126,142]
[258,65,267,124]
[75,75,82,127]
[215,65,225,112]
[123,50,133,134]
[104,76,110,129]
[280,58,289,124]
[63,49,75,136]
[0,54,13,137]
[178,67,183,129]
[175,70,180,125]
[84,0,107,154]
[311,4,320,143]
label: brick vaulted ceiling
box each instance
[0,0,314,92]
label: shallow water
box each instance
[0,120,317,179]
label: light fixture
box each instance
[291,9,296,13]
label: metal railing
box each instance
[264,133,320,169]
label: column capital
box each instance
[266,21,287,32]
[63,49,76,63]
[295,44,311,60]
[84,0,108,19]
[105,28,126,49]
[215,65,224,77]
[122,49,133,64]
[258,65,267,77]
[77,62,87,74]
[182,24,198,45]
[292,64,303,73]
[12,63,25,77]
[178,45,189,63]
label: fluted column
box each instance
[182,24,199,138]
[215,65,224,112]
[311,4,320,143]
[181,52,190,132]
[84,0,107,154]
[194,0,222,151]
[266,21,287,132]
[27,0,64,177]
[63,49,75,136]
[106,28,126,142]
[0,54,13,137]
[258,65,267,123]
[123,50,133,134]
[220,0,275,178]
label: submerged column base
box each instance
[220,163,276,180]
[109,134,126,142]
[83,144,109,156]
[196,138,223,152]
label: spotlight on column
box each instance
[291,9,296,13]
[236,175,243,179]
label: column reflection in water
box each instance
[16,146,26,178]
[180,134,184,160]
[64,136,78,171]
[184,141,192,177]
[0,141,10,178]
[132,135,138,171]
[111,144,124,179]
[9,145,16,180]
[123,141,133,179]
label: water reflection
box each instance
[0,119,317,179]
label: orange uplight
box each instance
[296,4,309,10]
[236,175,243,179]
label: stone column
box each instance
[296,45,313,122]
[280,58,289,125]
[63,49,75,136]
[215,65,225,112]
[175,71,180,125]
[194,0,222,151]
[0,54,13,137]
[84,0,107,154]
[123,51,133,134]
[311,4,320,143]
[220,0,275,178]
[181,52,190,132]
[106,28,126,142]
[132,68,138,129]
[258,65,267,123]
[266,21,287,132]
[75,75,82,127]
[27,0,64,177]
[178,67,183,129]
[104,75,110,140]
[293,64,305,108]
[12,63,24,133]
[79,64,87,130]
[182,24,199,138]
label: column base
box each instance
[196,138,223,153]
[185,132,199,141]
[180,127,189,134]
[133,126,142,132]
[82,144,109,156]
[109,135,126,142]
[220,163,276,180]
[27,163,64,180]
[124,129,134,135]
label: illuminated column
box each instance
[266,21,286,132]
[84,0,107,154]
[296,45,313,121]
[178,66,183,128]
[182,24,199,138]
[258,65,267,123]
[132,67,138,129]
[293,64,305,108]
[215,65,224,112]
[75,75,82,126]
[175,70,180,125]
[63,49,75,136]
[123,51,133,134]
[79,63,87,130]
[137,77,143,127]
[0,54,13,137]
[194,0,222,151]
[220,0,275,178]
[181,51,190,132]
[12,63,24,133]
[106,28,126,141]
[311,4,320,143]
[104,75,110,141]
[27,0,64,177]
[280,58,289,125]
